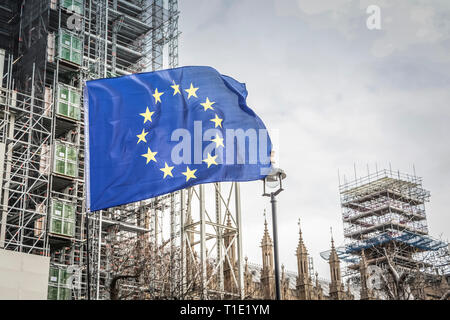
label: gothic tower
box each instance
[243,257,253,298]
[296,219,312,299]
[260,215,275,299]
[328,234,345,300]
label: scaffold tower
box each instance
[321,168,449,282]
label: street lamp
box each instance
[262,167,286,300]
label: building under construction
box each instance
[321,168,449,299]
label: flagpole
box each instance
[85,211,91,300]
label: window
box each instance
[58,30,83,65]
[61,0,84,15]
[49,199,76,237]
[57,84,81,120]
[48,267,72,300]
[54,142,78,178]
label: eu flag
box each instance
[84,66,272,211]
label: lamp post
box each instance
[262,167,286,300]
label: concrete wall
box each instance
[0,249,50,300]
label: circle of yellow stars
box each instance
[136,82,224,182]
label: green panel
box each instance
[61,33,71,47]
[63,222,75,237]
[53,201,63,217]
[59,269,68,285]
[64,203,75,220]
[74,1,83,15]
[70,91,80,106]
[60,47,70,61]
[58,102,69,116]
[62,0,72,9]
[66,146,77,162]
[55,160,65,175]
[55,144,66,159]
[47,286,58,300]
[58,30,83,65]
[72,51,82,65]
[59,87,69,102]
[74,107,81,120]
[68,106,81,120]
[50,218,62,234]
[66,162,77,177]
[57,287,64,300]
[62,0,83,15]
[60,288,72,300]
[72,37,81,51]
[49,268,59,284]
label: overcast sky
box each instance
[178,0,450,279]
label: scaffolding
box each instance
[1,0,246,300]
[320,168,449,279]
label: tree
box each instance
[104,225,206,300]
[362,241,449,300]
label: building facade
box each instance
[241,217,355,300]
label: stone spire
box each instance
[244,256,249,275]
[315,272,323,300]
[296,218,307,255]
[329,228,339,263]
[244,256,253,298]
[328,227,344,300]
[296,218,312,299]
[261,210,273,247]
[260,210,275,299]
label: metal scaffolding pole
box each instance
[199,184,207,298]
[235,182,245,299]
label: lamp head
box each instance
[266,173,280,189]
[263,167,286,196]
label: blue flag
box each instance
[84,66,272,211]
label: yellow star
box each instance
[182,166,197,182]
[152,88,164,103]
[184,83,199,99]
[202,153,218,168]
[160,162,174,178]
[171,83,181,95]
[211,134,224,148]
[136,128,149,144]
[210,114,223,128]
[200,97,215,111]
[141,147,157,164]
[140,107,155,123]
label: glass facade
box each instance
[48,267,72,300]
[58,30,82,65]
[54,142,78,177]
[49,199,76,237]
[60,0,84,15]
[57,84,81,120]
